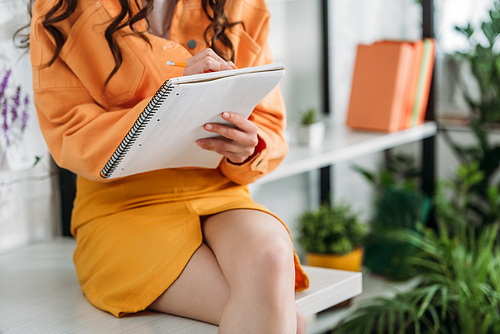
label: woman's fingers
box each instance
[207,113,258,143]
[183,49,235,75]
[197,112,259,164]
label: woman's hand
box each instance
[187,49,255,164]
[183,49,236,75]
[197,112,260,164]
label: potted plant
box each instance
[334,163,500,333]
[296,107,325,148]
[296,201,367,272]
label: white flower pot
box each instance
[296,122,325,148]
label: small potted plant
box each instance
[296,107,325,148]
[296,201,367,272]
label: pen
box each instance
[166,61,186,67]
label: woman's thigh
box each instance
[147,243,229,325]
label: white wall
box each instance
[0,0,58,253]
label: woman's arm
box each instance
[29,0,186,182]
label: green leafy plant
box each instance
[352,152,421,193]
[335,225,500,333]
[296,202,367,255]
[333,163,500,333]
[441,0,500,228]
[452,0,500,125]
[352,152,432,280]
[298,107,320,126]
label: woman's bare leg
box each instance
[201,209,299,333]
[148,209,304,333]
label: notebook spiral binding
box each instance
[100,82,174,178]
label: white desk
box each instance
[0,238,362,333]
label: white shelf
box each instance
[296,266,362,317]
[256,122,438,185]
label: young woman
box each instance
[27,0,309,332]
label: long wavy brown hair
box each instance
[17,0,241,87]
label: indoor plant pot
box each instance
[305,247,364,272]
[297,202,367,272]
[296,107,325,148]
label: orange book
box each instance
[400,40,425,129]
[375,40,425,130]
[346,42,415,133]
[409,38,435,127]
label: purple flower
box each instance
[2,99,9,144]
[21,94,30,132]
[11,86,21,123]
[0,69,32,150]
[0,70,12,100]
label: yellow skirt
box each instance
[71,168,309,317]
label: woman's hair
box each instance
[17,0,241,87]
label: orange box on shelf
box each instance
[346,42,414,133]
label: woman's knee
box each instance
[235,234,296,300]
[254,234,295,277]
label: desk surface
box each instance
[0,238,361,333]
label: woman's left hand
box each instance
[197,112,259,164]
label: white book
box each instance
[100,62,285,179]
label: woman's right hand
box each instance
[183,48,237,76]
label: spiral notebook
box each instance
[100,62,285,179]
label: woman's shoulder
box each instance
[32,0,57,19]
[233,0,270,9]
[32,0,116,20]
[226,0,271,31]
[227,0,270,15]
